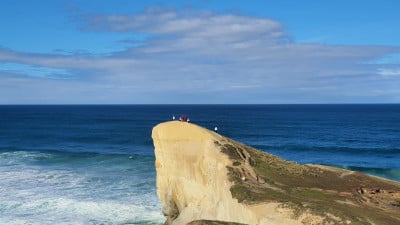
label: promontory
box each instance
[152,121,400,225]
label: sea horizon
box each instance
[1,103,400,106]
[1,104,399,224]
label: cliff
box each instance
[152,121,400,225]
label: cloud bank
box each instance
[1,8,399,103]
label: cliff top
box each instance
[153,121,400,225]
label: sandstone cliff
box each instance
[152,121,400,225]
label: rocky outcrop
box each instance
[152,121,400,225]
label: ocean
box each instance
[0,104,399,224]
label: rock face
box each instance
[152,121,400,225]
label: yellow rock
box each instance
[152,121,302,225]
[152,121,400,225]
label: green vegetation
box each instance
[232,161,241,166]
[217,138,400,225]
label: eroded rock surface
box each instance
[152,121,400,225]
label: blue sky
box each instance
[1,0,399,104]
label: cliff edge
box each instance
[152,121,400,225]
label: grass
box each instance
[216,138,400,225]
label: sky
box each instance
[1,0,399,104]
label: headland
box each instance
[152,121,400,225]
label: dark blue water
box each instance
[1,105,399,224]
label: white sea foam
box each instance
[0,197,164,225]
[0,151,164,225]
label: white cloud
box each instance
[377,68,400,77]
[0,62,72,79]
[1,8,400,103]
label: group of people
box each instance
[172,115,190,122]
[172,115,218,133]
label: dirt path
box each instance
[232,145,283,192]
